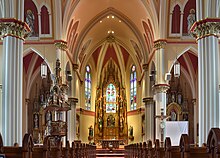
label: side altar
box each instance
[94,60,128,144]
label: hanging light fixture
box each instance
[41,0,47,79]
[174,59,180,77]
[41,62,47,78]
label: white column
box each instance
[192,99,197,145]
[0,84,2,135]
[143,97,154,142]
[0,19,30,145]
[153,40,169,142]
[2,36,23,146]
[67,64,79,142]
[24,99,30,134]
[191,18,220,146]
[180,12,184,36]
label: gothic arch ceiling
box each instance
[63,0,159,73]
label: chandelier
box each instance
[44,59,71,137]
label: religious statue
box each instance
[26,10,35,37]
[88,125,94,141]
[170,110,177,121]
[129,126,133,137]
[119,116,124,132]
[34,114,39,129]
[89,125,93,137]
[187,9,196,34]
[128,125,134,141]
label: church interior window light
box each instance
[130,65,137,110]
[106,83,117,113]
[85,65,91,110]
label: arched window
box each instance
[85,65,91,110]
[106,84,117,113]
[130,65,137,110]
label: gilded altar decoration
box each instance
[94,59,128,143]
[0,18,31,40]
[190,18,220,40]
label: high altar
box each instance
[94,59,128,144]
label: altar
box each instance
[100,139,124,149]
[165,121,188,146]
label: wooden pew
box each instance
[32,136,50,158]
[154,139,165,158]
[206,128,220,158]
[165,137,181,158]
[180,134,209,158]
[0,133,33,158]
[147,140,154,158]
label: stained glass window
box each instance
[130,65,137,110]
[85,65,91,110]
[106,83,117,113]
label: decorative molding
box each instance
[0,84,2,90]
[72,63,79,71]
[153,39,167,50]
[54,40,68,51]
[68,97,78,106]
[142,63,148,71]
[152,84,170,93]
[0,18,30,40]
[190,18,220,41]
[106,34,115,43]
[78,108,95,116]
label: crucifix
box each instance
[155,108,170,146]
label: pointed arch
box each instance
[85,65,92,110]
[130,65,137,110]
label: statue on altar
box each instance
[98,117,103,131]
[128,126,134,141]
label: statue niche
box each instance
[94,59,128,143]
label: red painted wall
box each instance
[171,5,181,33]
[41,6,50,34]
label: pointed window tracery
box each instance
[85,65,91,110]
[106,83,117,113]
[130,65,137,110]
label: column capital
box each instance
[68,97,78,106]
[142,63,148,71]
[72,63,79,70]
[153,84,170,93]
[190,18,220,41]
[143,97,154,104]
[153,39,167,50]
[54,40,68,51]
[0,18,30,40]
